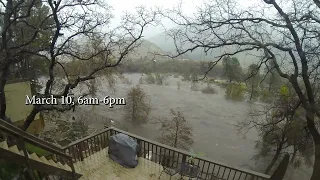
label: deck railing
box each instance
[63,127,270,180]
[0,119,77,180]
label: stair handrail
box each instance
[0,118,71,159]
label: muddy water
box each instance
[78,73,260,169]
[39,73,311,179]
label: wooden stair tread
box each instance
[40,156,51,165]
[9,145,21,155]
[0,141,9,150]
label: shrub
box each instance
[155,73,168,85]
[122,78,132,84]
[201,85,217,94]
[139,77,144,84]
[145,73,156,84]
[225,83,246,101]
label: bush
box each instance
[139,77,144,84]
[144,73,168,85]
[225,83,246,101]
[145,73,156,84]
[122,78,132,84]
[201,85,217,94]
[0,160,22,180]
[155,73,168,85]
[215,80,228,88]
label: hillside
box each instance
[147,31,261,67]
[126,39,167,61]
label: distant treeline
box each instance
[118,60,224,77]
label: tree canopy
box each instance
[161,0,320,179]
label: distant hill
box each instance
[147,31,261,68]
[126,39,167,61]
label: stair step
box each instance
[64,164,72,171]
[48,159,59,168]
[9,145,21,155]
[0,141,9,150]
[40,156,51,165]
[57,162,67,170]
[29,153,42,162]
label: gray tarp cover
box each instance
[108,133,139,168]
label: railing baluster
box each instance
[217,166,221,178]
[232,170,237,180]
[222,167,227,179]
[227,168,232,179]
[204,161,209,179]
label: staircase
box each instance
[0,119,82,180]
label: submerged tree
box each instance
[124,86,151,124]
[246,64,261,101]
[162,0,320,178]
[157,109,193,150]
[222,56,242,83]
[238,85,313,174]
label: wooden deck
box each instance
[74,148,194,180]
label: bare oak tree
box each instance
[161,0,320,179]
[0,0,158,130]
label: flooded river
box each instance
[79,73,259,167]
[64,73,310,179]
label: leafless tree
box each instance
[156,109,193,150]
[161,0,320,179]
[0,0,159,130]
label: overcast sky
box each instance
[107,0,204,38]
[107,0,259,38]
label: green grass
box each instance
[25,143,52,156]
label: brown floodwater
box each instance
[69,73,311,180]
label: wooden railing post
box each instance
[137,139,142,157]
[78,143,84,161]
[182,154,187,164]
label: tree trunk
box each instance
[265,147,282,174]
[250,81,254,101]
[290,148,297,164]
[268,82,272,92]
[306,110,320,180]
[174,121,179,148]
[22,108,39,131]
[0,65,10,121]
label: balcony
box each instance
[63,127,271,180]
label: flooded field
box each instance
[77,73,260,169]
[41,73,311,179]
